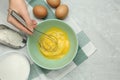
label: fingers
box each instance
[32,20,37,25]
[7,14,33,35]
[19,11,37,31]
[19,10,33,28]
[32,20,37,28]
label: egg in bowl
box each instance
[38,27,70,59]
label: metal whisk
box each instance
[10,10,58,52]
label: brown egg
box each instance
[33,5,48,19]
[55,4,69,19]
[47,0,60,8]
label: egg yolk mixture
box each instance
[38,27,70,59]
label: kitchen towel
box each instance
[26,0,96,80]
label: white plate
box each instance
[0,51,30,80]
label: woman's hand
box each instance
[7,0,37,35]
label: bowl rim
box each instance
[27,19,78,70]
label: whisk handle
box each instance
[10,10,33,33]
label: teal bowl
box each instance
[27,19,78,70]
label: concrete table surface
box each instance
[0,0,120,80]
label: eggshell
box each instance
[0,51,30,80]
[47,0,60,8]
[33,5,48,19]
[55,4,69,19]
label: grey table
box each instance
[0,0,120,80]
